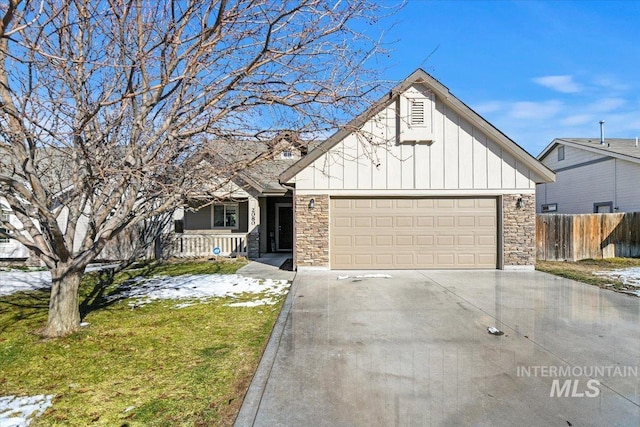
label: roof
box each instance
[279,68,555,184]
[538,138,640,164]
[208,137,317,195]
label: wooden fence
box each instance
[536,212,640,261]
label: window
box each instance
[213,204,238,229]
[281,150,294,159]
[541,203,558,213]
[557,146,565,161]
[0,211,10,243]
[593,202,613,213]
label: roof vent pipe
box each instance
[636,137,638,148]
[599,120,605,145]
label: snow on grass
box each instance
[0,271,51,297]
[0,394,54,427]
[0,269,290,307]
[0,264,121,297]
[594,268,640,288]
[112,274,290,308]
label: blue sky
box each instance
[375,0,640,156]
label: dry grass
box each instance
[536,258,640,292]
[0,259,284,426]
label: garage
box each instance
[330,197,497,269]
[280,70,554,270]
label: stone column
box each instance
[503,194,536,267]
[295,194,329,267]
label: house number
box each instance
[251,207,256,225]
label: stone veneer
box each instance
[503,193,536,266]
[295,194,329,267]
[247,230,260,259]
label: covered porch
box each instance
[171,194,292,259]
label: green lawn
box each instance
[0,259,286,426]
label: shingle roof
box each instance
[538,138,640,163]
[208,138,317,194]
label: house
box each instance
[536,138,640,214]
[279,69,555,270]
[171,133,309,259]
[0,134,305,265]
[0,199,34,264]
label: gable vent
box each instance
[410,100,425,125]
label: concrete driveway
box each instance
[236,270,640,426]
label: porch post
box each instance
[247,196,260,258]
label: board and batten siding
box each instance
[295,84,538,193]
[537,155,640,214]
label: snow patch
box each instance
[0,271,51,297]
[0,394,54,427]
[112,274,290,308]
[594,268,640,288]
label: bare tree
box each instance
[0,0,396,336]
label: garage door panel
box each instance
[416,216,434,227]
[457,235,475,246]
[354,217,373,227]
[334,235,353,247]
[375,235,393,246]
[395,235,414,246]
[375,217,393,227]
[333,199,352,209]
[354,199,372,209]
[416,235,434,246]
[355,235,373,247]
[375,199,393,209]
[478,235,496,246]
[333,217,352,228]
[437,235,455,246]
[457,216,475,227]
[330,197,497,269]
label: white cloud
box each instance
[533,75,582,93]
[592,76,630,92]
[509,100,562,120]
[561,114,595,127]
[472,101,504,114]
[589,97,626,113]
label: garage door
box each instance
[330,198,497,269]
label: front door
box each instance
[276,203,293,251]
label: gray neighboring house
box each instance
[536,138,640,214]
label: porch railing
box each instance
[171,233,248,258]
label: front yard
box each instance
[0,260,289,426]
[536,257,640,296]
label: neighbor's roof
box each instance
[279,68,555,184]
[538,138,640,164]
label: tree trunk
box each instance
[42,268,83,337]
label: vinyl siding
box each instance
[536,156,640,213]
[295,84,537,193]
[543,144,606,171]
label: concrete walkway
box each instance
[236,269,640,426]
[237,252,295,281]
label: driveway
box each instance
[236,270,640,426]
